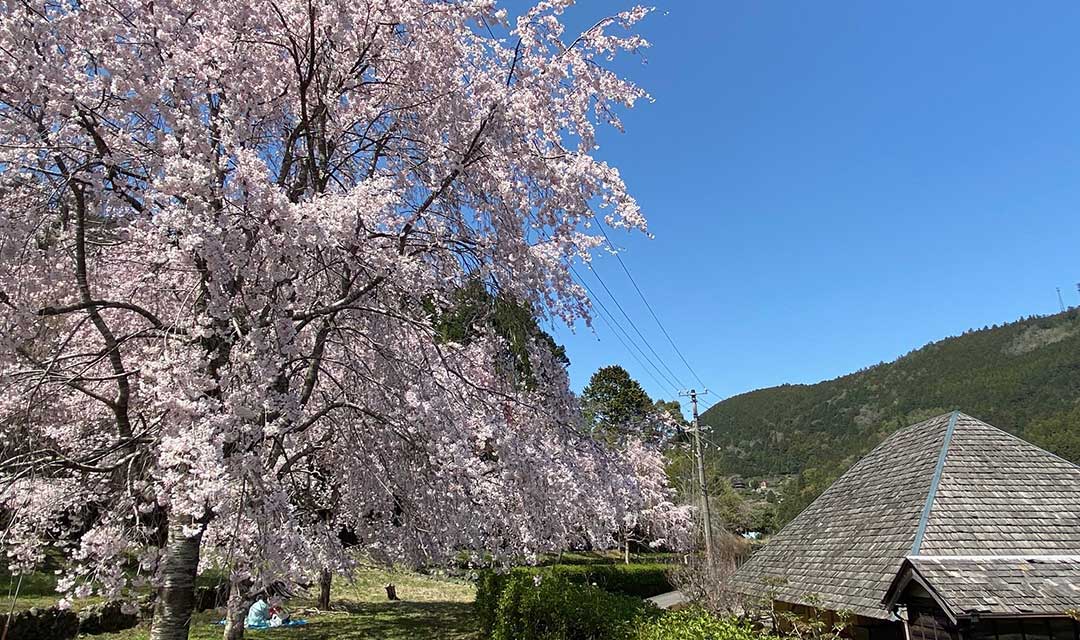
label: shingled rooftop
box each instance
[730,411,1080,640]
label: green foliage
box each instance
[491,573,649,640]
[2,606,80,640]
[483,577,786,640]
[542,564,675,599]
[653,400,689,428]
[427,279,568,390]
[478,564,674,605]
[476,570,513,638]
[1026,404,1080,463]
[699,309,1080,525]
[633,607,780,640]
[476,563,674,639]
[582,365,657,441]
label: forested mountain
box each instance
[699,308,1080,524]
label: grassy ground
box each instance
[4,567,477,640]
[3,570,68,611]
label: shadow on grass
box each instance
[308,600,477,639]
[120,601,477,640]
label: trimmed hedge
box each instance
[476,563,672,638]
[2,606,80,640]
[633,607,782,640]
[477,571,777,640]
[476,570,512,638]
[491,572,652,640]
[76,600,140,635]
[543,564,673,599]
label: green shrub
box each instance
[477,563,672,601]
[545,564,673,598]
[475,563,674,639]
[633,607,781,640]
[76,600,140,634]
[492,572,651,640]
[476,570,513,638]
[3,606,80,640]
[475,569,779,640]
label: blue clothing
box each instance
[245,599,270,627]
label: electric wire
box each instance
[579,263,686,393]
[591,215,710,390]
[568,264,683,398]
[530,222,690,397]
[587,260,689,390]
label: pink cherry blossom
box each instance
[0,1,687,638]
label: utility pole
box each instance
[1058,287,1066,313]
[680,388,714,571]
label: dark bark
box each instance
[317,568,332,610]
[149,516,205,640]
[223,581,247,640]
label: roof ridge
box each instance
[909,410,959,555]
[756,412,954,532]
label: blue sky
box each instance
[531,1,1080,409]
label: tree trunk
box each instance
[624,537,630,564]
[223,580,247,640]
[150,516,205,640]
[317,568,332,610]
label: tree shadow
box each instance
[301,600,477,639]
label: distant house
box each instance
[730,411,1080,640]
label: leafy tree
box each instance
[429,278,569,391]
[1026,405,1080,463]
[654,400,690,428]
[581,365,657,442]
[747,501,779,535]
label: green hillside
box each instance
[699,308,1080,524]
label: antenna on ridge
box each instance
[1058,287,1066,313]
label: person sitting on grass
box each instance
[245,595,270,628]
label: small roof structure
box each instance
[883,555,1080,621]
[730,411,1080,620]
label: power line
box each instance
[590,306,681,399]
[587,256,686,386]
[592,215,709,389]
[697,395,724,413]
[530,222,689,397]
[569,264,683,398]
[583,262,687,391]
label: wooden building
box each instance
[730,412,1080,640]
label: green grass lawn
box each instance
[4,567,477,640]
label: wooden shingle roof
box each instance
[885,555,1080,619]
[730,412,1080,620]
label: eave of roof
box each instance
[883,555,1080,619]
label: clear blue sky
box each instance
[532,1,1080,410]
